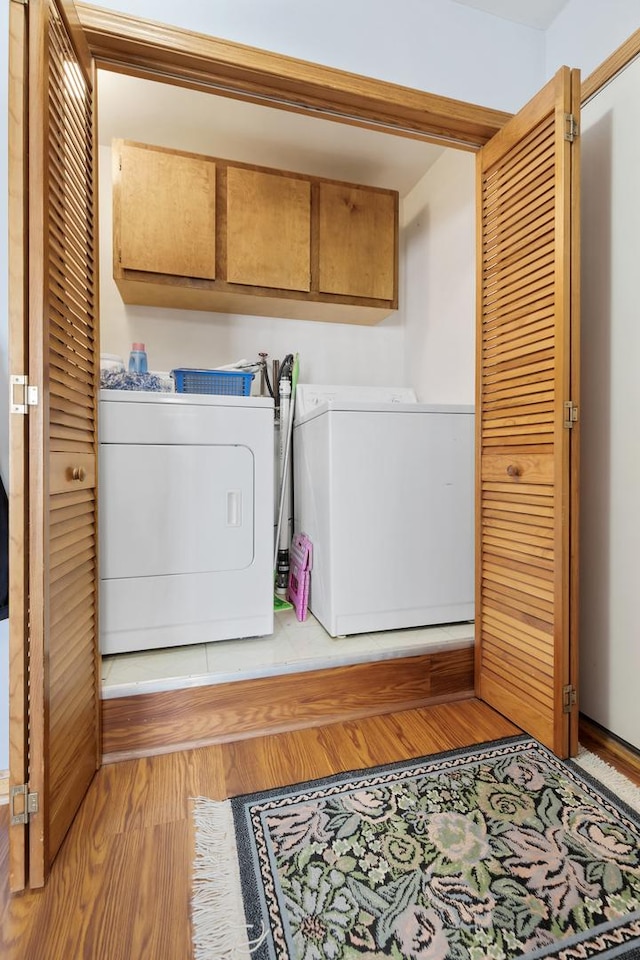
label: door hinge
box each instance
[9,784,39,826]
[564,113,579,142]
[562,684,577,714]
[564,400,578,428]
[10,375,39,415]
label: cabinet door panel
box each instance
[226,167,310,291]
[118,142,216,279]
[318,183,396,301]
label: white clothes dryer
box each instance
[293,385,474,637]
[99,389,273,654]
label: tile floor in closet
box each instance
[100,610,475,700]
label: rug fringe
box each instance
[191,796,267,960]
[576,748,640,814]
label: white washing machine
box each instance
[293,385,474,637]
[99,389,274,654]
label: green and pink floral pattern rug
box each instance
[191,735,640,960]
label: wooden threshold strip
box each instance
[101,646,474,763]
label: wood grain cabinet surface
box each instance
[318,182,396,301]
[113,139,398,325]
[226,167,311,292]
[116,141,216,281]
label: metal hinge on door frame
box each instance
[564,113,579,142]
[10,784,39,826]
[564,400,578,428]
[562,684,577,714]
[10,375,39,414]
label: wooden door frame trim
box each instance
[76,2,640,137]
[581,28,640,102]
[75,2,512,150]
[569,67,581,756]
[8,0,29,894]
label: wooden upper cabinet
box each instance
[318,183,397,302]
[117,141,216,280]
[226,167,311,292]
[113,139,399,324]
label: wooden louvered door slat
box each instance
[475,67,580,758]
[9,0,99,891]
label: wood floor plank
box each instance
[319,708,458,770]
[126,821,194,960]
[72,751,196,839]
[222,727,336,797]
[182,741,230,804]
[317,714,416,770]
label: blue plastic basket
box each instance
[171,368,254,396]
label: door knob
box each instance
[506,464,521,478]
[71,466,86,482]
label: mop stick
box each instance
[273,355,298,570]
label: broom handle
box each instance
[274,381,296,570]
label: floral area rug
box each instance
[191,735,640,960]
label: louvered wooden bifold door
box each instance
[475,67,580,759]
[25,0,99,888]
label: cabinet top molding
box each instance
[76,2,512,150]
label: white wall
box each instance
[579,55,640,749]
[546,0,640,82]
[99,147,405,387]
[83,0,544,114]
[547,0,640,751]
[401,149,475,404]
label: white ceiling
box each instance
[451,0,570,30]
[98,72,447,200]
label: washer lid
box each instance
[295,384,417,421]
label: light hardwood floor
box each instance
[2,700,639,960]
[1,699,518,959]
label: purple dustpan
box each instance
[287,533,313,621]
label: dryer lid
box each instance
[99,388,273,409]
